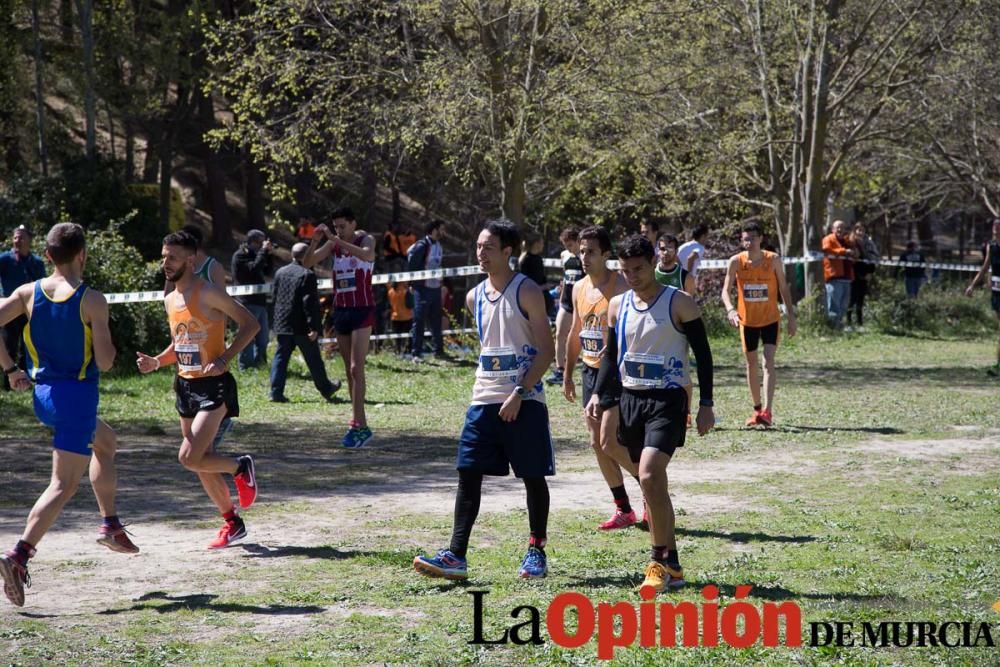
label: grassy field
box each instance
[0,329,998,666]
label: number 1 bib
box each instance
[622,351,665,387]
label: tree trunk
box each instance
[243,148,266,232]
[502,156,526,225]
[361,146,378,230]
[198,91,231,246]
[124,119,135,182]
[60,0,74,43]
[0,0,20,173]
[75,0,97,160]
[31,0,48,176]
[158,127,173,232]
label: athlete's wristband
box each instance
[3,365,17,375]
[699,399,714,408]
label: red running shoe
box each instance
[97,525,140,554]
[207,518,247,549]
[757,408,773,428]
[0,553,30,607]
[598,508,637,531]
[745,410,762,427]
[234,455,257,509]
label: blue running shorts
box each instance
[457,400,555,478]
[33,380,99,456]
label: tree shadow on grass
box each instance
[773,425,903,435]
[97,591,325,616]
[239,544,380,561]
[676,528,817,544]
[0,423,485,530]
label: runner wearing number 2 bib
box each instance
[721,222,797,428]
[414,220,556,582]
[587,235,715,594]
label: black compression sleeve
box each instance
[682,317,713,403]
[594,327,619,397]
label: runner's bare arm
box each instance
[201,283,260,372]
[0,294,29,388]
[774,258,797,337]
[966,247,992,296]
[210,259,227,287]
[562,280,586,401]
[465,287,476,314]
[0,284,28,328]
[82,289,116,372]
[518,280,556,391]
[686,249,699,273]
[302,224,336,269]
[721,255,740,326]
[683,271,696,295]
[336,232,376,264]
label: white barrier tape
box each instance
[318,327,476,344]
[101,254,985,304]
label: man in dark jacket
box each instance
[231,229,272,369]
[407,219,448,361]
[0,225,46,390]
[269,243,341,402]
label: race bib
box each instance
[564,269,583,285]
[175,343,202,373]
[622,352,665,387]
[335,271,357,293]
[742,283,769,302]
[479,345,519,379]
[580,329,604,359]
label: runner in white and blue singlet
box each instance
[588,235,715,595]
[414,220,556,581]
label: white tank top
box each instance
[616,286,690,391]
[471,273,545,405]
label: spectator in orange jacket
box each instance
[822,220,857,328]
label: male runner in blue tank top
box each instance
[413,219,556,580]
[0,223,139,607]
[966,218,1000,376]
[588,235,715,593]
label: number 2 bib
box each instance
[479,345,519,379]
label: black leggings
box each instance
[449,471,549,558]
[848,279,868,325]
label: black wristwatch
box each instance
[514,385,527,398]
[698,398,714,407]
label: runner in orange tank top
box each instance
[136,230,263,549]
[721,222,797,428]
[563,226,642,531]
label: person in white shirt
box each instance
[677,224,709,295]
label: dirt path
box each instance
[1,429,997,623]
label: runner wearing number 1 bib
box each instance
[563,226,641,531]
[587,235,716,594]
[414,220,556,582]
[721,222,797,428]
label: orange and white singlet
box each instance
[573,273,617,370]
[166,282,227,379]
[735,250,780,327]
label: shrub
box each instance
[84,220,171,373]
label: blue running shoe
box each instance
[343,426,373,449]
[413,549,468,580]
[518,546,547,579]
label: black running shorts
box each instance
[174,372,240,419]
[741,321,780,353]
[581,365,620,410]
[617,387,688,462]
[992,290,1000,313]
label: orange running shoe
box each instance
[207,518,247,549]
[757,408,773,428]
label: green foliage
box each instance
[83,222,169,372]
[0,158,177,260]
[868,281,997,338]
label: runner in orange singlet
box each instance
[721,222,797,428]
[136,230,262,549]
